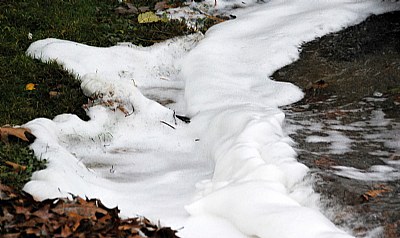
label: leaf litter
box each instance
[0,184,179,237]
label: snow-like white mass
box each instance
[306,130,353,154]
[333,165,400,181]
[24,0,400,237]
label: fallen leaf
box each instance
[154,1,168,11]
[205,14,228,23]
[32,204,53,221]
[324,109,348,119]
[97,213,112,223]
[67,212,84,231]
[0,184,18,200]
[0,184,179,237]
[1,234,19,238]
[49,91,62,98]
[115,4,138,15]
[60,224,72,237]
[0,126,36,143]
[25,227,41,236]
[14,205,30,216]
[4,161,27,172]
[138,6,150,13]
[138,11,162,23]
[361,187,390,201]
[314,156,337,168]
[25,83,37,91]
[118,224,139,231]
[117,105,131,116]
[51,198,107,220]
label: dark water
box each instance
[273,11,400,237]
[283,95,400,237]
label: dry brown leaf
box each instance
[0,207,14,223]
[1,233,19,238]
[324,109,348,119]
[154,1,168,11]
[0,184,18,200]
[16,216,46,228]
[25,227,41,235]
[97,213,112,223]
[115,5,138,15]
[361,187,390,201]
[314,156,337,168]
[118,225,135,233]
[363,189,385,199]
[4,161,27,172]
[52,201,107,220]
[205,14,227,23]
[14,205,30,216]
[67,212,83,232]
[49,91,62,98]
[117,105,132,116]
[0,184,180,237]
[138,6,150,13]
[61,224,73,237]
[32,204,53,220]
[0,126,35,143]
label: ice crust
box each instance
[24,0,399,237]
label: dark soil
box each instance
[272,11,400,237]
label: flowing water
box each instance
[274,11,400,237]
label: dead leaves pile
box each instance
[0,184,179,238]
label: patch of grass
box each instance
[0,142,47,191]
[0,0,194,190]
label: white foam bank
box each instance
[24,0,399,237]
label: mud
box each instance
[272,11,400,237]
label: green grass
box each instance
[0,0,199,190]
[0,143,47,191]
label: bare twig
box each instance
[160,121,176,129]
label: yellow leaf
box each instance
[25,83,37,90]
[138,11,161,24]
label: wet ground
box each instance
[272,11,400,237]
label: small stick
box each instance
[173,110,177,125]
[160,121,176,129]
